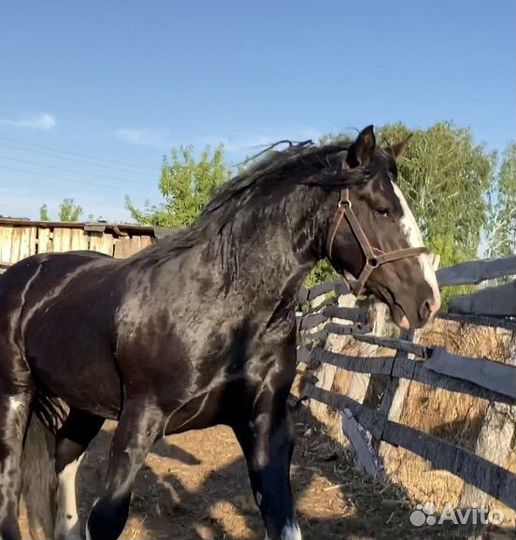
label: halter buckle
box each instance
[338,198,352,209]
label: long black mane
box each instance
[140,138,377,262]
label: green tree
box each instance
[126,145,230,228]
[486,142,516,257]
[39,204,49,221]
[58,198,83,221]
[378,122,496,267]
[39,199,83,222]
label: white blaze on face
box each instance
[391,181,441,310]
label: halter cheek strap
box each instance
[326,188,428,296]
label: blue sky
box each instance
[1,0,514,221]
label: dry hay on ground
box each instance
[385,319,515,527]
[296,316,515,531]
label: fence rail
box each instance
[436,255,516,286]
[298,255,516,510]
[305,385,516,509]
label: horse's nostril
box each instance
[419,299,432,321]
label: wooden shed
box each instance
[0,218,158,272]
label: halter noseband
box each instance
[326,188,428,296]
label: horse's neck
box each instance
[228,185,333,304]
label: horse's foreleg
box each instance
[85,398,164,540]
[233,402,301,540]
[0,390,32,540]
[54,408,104,540]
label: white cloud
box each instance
[113,128,171,148]
[0,113,56,130]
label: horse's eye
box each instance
[374,208,390,218]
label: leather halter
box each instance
[326,188,428,296]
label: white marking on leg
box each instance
[85,522,92,540]
[54,454,83,540]
[391,182,441,312]
[281,520,302,540]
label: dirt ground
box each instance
[32,410,509,540]
[18,322,515,540]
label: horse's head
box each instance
[326,125,440,329]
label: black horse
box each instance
[0,126,440,540]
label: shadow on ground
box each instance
[74,405,490,540]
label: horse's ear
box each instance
[387,134,413,161]
[348,125,376,166]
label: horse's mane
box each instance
[140,138,371,260]
[201,139,351,217]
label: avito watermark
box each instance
[409,502,505,527]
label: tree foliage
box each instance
[58,198,83,222]
[378,122,495,267]
[486,143,516,258]
[126,145,230,228]
[39,199,83,222]
[39,204,49,221]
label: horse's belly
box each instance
[25,314,122,419]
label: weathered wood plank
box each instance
[18,227,37,260]
[37,227,52,253]
[299,296,338,317]
[52,228,73,253]
[0,226,13,265]
[70,228,89,251]
[460,349,516,508]
[448,280,516,317]
[296,348,312,364]
[340,408,383,478]
[437,255,516,286]
[89,232,114,256]
[113,237,135,258]
[424,346,516,401]
[378,329,415,422]
[307,293,356,420]
[344,302,388,407]
[139,235,154,250]
[299,280,350,303]
[297,312,328,331]
[114,236,147,258]
[311,348,394,375]
[305,385,516,509]
[322,305,368,324]
[391,353,515,404]
[9,227,23,263]
[302,344,515,404]
[350,333,427,357]
[323,322,355,336]
[437,311,516,331]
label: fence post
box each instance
[307,293,357,421]
[459,332,516,509]
[378,254,440,462]
[345,301,388,404]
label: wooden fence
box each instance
[0,218,156,272]
[296,255,516,511]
